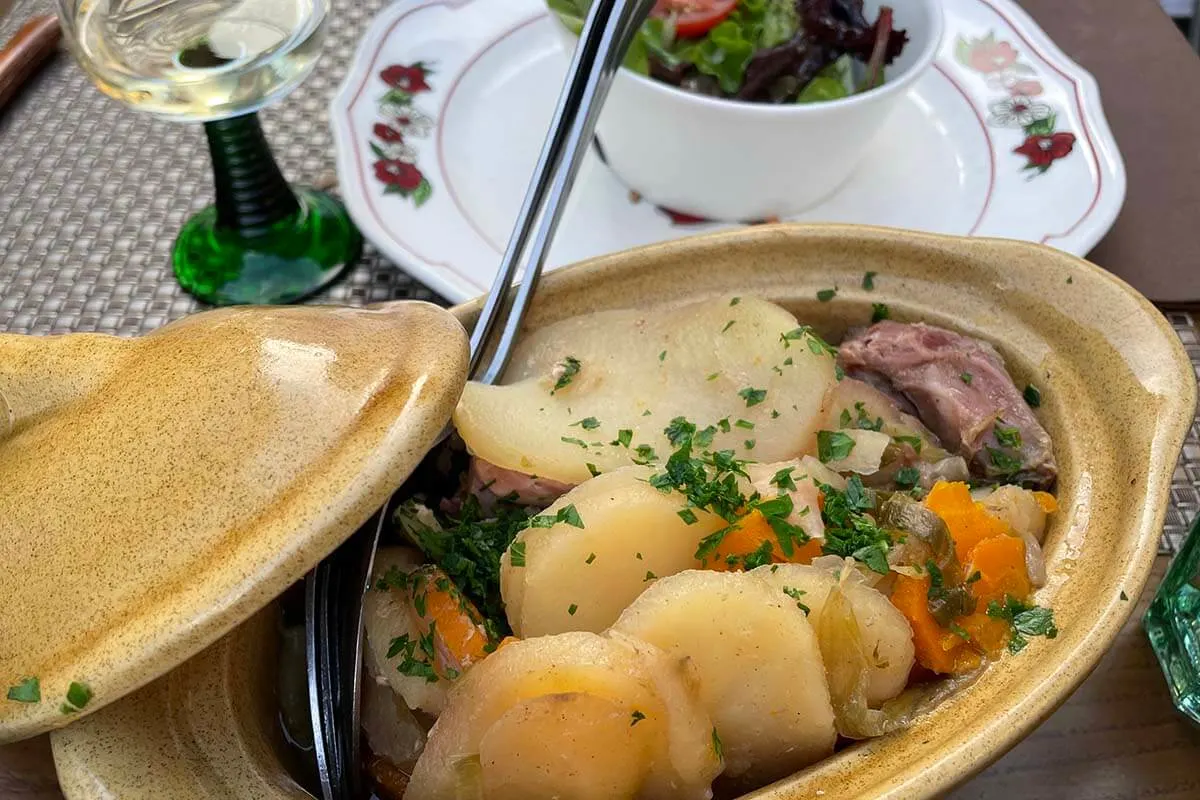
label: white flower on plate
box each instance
[379,99,411,118]
[377,140,417,162]
[987,96,1052,127]
[392,107,434,138]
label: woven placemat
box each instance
[0,0,1195,556]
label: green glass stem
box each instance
[172,112,360,306]
[1145,514,1200,725]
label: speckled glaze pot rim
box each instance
[48,224,1196,800]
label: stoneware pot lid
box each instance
[0,300,469,741]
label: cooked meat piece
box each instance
[837,322,1056,489]
[468,458,574,507]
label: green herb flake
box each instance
[718,418,732,433]
[744,439,756,450]
[839,408,853,428]
[633,444,659,464]
[631,710,646,726]
[613,429,633,448]
[967,570,982,584]
[782,586,811,614]
[659,350,667,362]
[7,677,40,704]
[738,387,767,407]
[730,297,741,306]
[66,682,93,712]
[893,434,923,454]
[960,372,973,385]
[1120,590,1129,601]
[862,271,877,290]
[586,462,601,477]
[987,446,1024,477]
[871,303,890,323]
[986,596,1058,654]
[895,466,921,489]
[735,419,755,430]
[770,467,798,492]
[678,508,699,525]
[712,727,725,761]
[1024,384,1042,407]
[721,320,736,333]
[994,421,1023,448]
[551,356,581,393]
[509,541,527,568]
[949,622,971,641]
[586,552,597,565]
[817,288,837,302]
[706,372,720,381]
[817,430,856,463]
[572,416,601,430]
[771,409,781,419]
[1066,276,1074,284]
[644,570,657,582]
[561,436,589,448]
[567,603,578,616]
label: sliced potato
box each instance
[752,562,915,707]
[454,297,836,484]
[363,547,447,715]
[405,631,721,800]
[500,467,725,637]
[610,570,835,785]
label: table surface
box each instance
[2,0,1200,796]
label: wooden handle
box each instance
[0,16,62,111]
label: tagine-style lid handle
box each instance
[0,301,469,742]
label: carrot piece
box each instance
[965,535,1031,606]
[890,574,974,674]
[1033,491,1058,514]
[705,509,821,570]
[924,481,1010,562]
[955,612,1011,657]
[406,565,493,674]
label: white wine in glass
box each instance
[59,0,361,304]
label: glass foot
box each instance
[1145,515,1200,725]
[173,188,361,305]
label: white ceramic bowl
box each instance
[578,0,945,221]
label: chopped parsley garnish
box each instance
[994,421,1023,448]
[986,596,1058,653]
[7,677,39,704]
[567,603,578,616]
[572,417,601,430]
[895,466,921,489]
[659,350,667,362]
[783,586,810,614]
[780,326,837,357]
[561,436,588,448]
[721,320,736,333]
[529,504,585,529]
[960,372,973,385]
[631,710,646,726]
[862,271,877,290]
[967,570,982,584]
[509,541,527,567]
[586,552,597,564]
[712,728,724,760]
[1024,384,1042,407]
[987,446,1024,477]
[817,430,856,463]
[613,429,633,448]
[949,622,971,641]
[642,409,653,416]
[717,418,731,433]
[1120,590,1129,601]
[729,297,741,306]
[854,401,883,431]
[551,356,581,393]
[893,434,923,453]
[387,632,440,683]
[735,419,755,430]
[817,288,837,302]
[819,477,891,574]
[636,552,643,560]
[771,409,781,419]
[738,387,767,407]
[678,508,699,525]
[586,462,601,477]
[744,439,756,450]
[644,570,657,582]
[770,467,798,492]
[839,408,852,428]
[64,681,92,712]
[633,444,659,464]
[871,302,890,323]
[736,540,774,570]
[707,372,719,381]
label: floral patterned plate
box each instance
[331,0,1125,303]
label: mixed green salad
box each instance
[548,0,909,103]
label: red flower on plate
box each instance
[374,123,404,142]
[375,159,424,191]
[1014,132,1076,169]
[381,64,430,93]
[968,40,1018,74]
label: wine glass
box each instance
[56,0,361,305]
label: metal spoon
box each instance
[305,0,655,795]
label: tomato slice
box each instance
[652,0,739,38]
